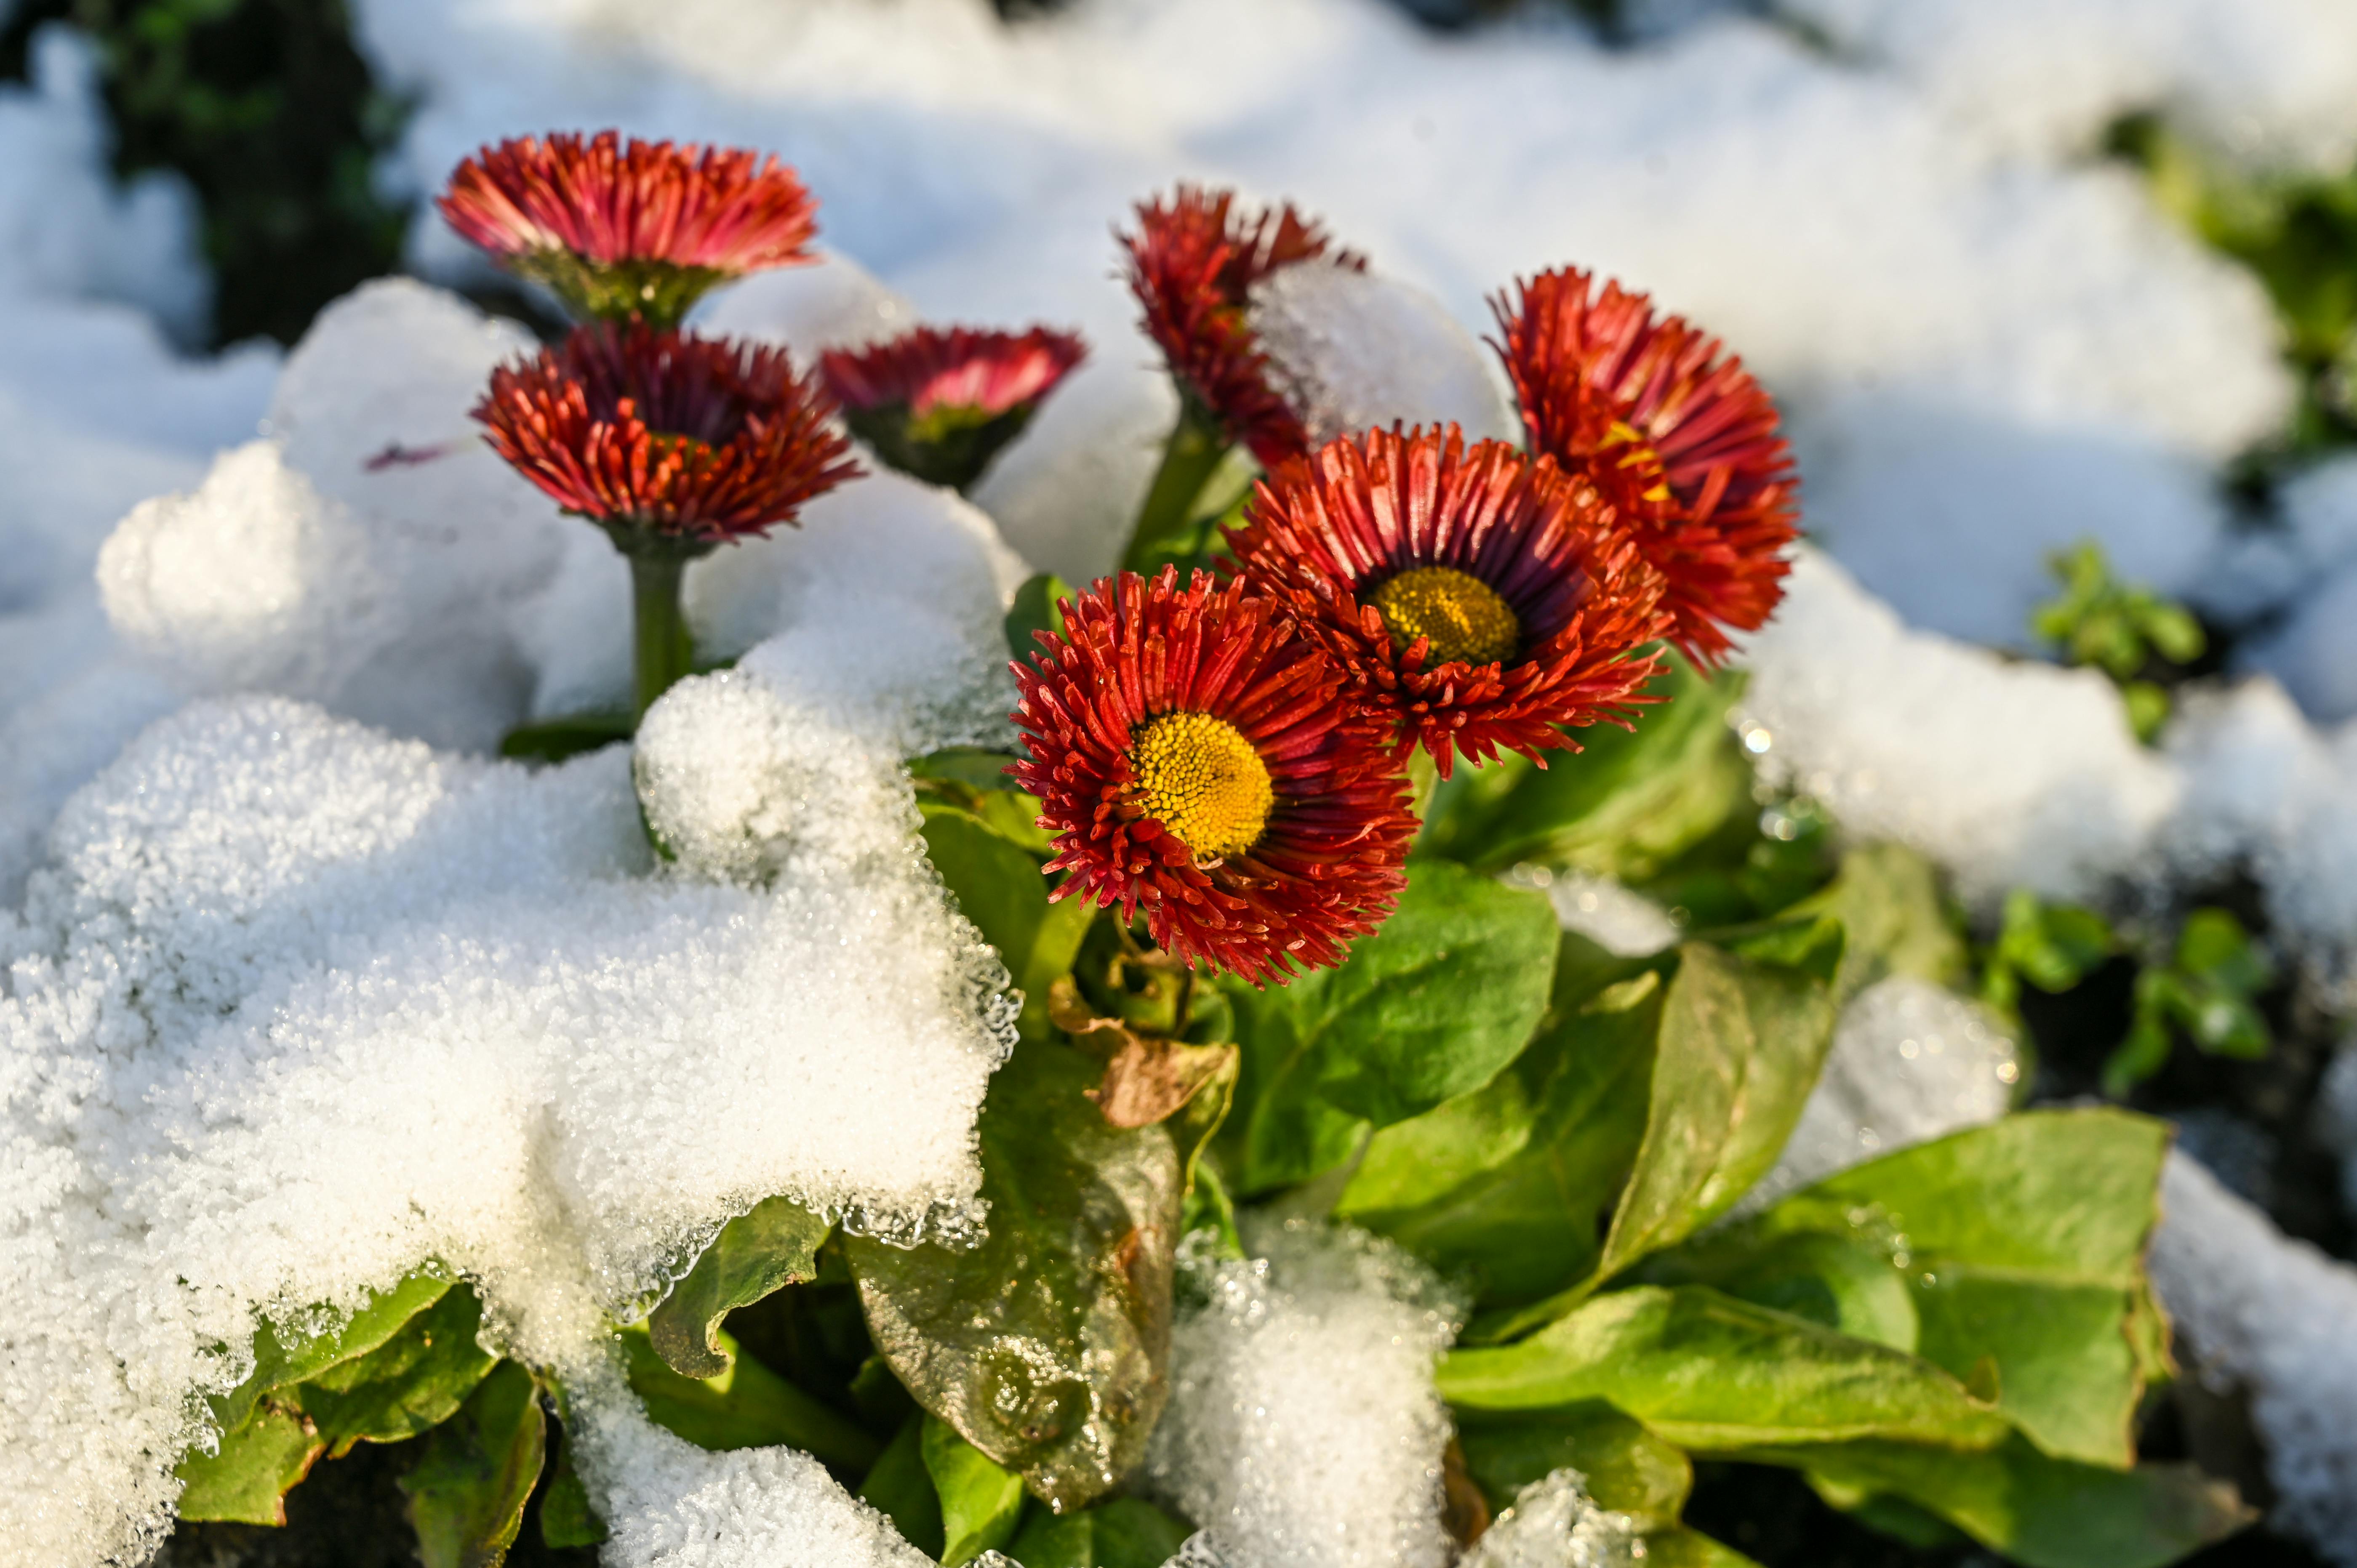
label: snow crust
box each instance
[1146,1219,1462,1568]
[2150,1154,2357,1564]
[1458,1470,1640,1568]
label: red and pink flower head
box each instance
[1012,569,1414,984]
[1224,425,1671,778]
[1490,268,1797,665]
[1120,185,1363,468]
[821,325,1086,492]
[474,320,859,554]
[439,130,819,328]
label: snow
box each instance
[1458,1471,1640,1568]
[1733,548,2180,907]
[1146,1218,1463,1568]
[1739,977,2020,1216]
[2149,1153,2357,1565]
[1504,866,1681,958]
[1250,265,1518,452]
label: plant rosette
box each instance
[147,140,2244,1568]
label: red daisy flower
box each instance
[1120,185,1363,468]
[438,131,819,328]
[1011,569,1414,984]
[474,321,859,555]
[1224,426,1671,778]
[1490,268,1797,665]
[819,325,1086,491]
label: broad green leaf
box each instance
[173,1400,324,1525]
[1482,935,1839,1337]
[849,1041,1182,1511]
[1453,1400,1692,1529]
[861,1415,947,1557]
[923,1415,1029,1565]
[1732,1436,2250,1568]
[1341,960,1659,1304]
[1418,653,1749,878]
[621,1321,881,1472]
[1005,1495,1195,1568]
[211,1270,453,1434]
[1006,574,1073,660]
[1725,1109,2169,1467]
[1778,844,1965,1003]
[1218,860,1557,1193]
[923,803,1095,1041]
[401,1359,547,1568]
[649,1196,830,1379]
[1438,1286,2007,1451]
[296,1281,499,1457]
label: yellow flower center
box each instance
[1368,565,1521,668]
[1129,711,1275,861]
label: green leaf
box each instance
[1217,860,1558,1194]
[1777,843,1966,1004]
[1006,573,1073,661]
[1642,1528,1770,1568]
[1453,1399,1692,1529]
[1732,1435,2250,1568]
[295,1281,499,1457]
[923,803,1095,1041]
[173,1400,325,1525]
[1438,1286,2007,1451]
[1340,954,1658,1304]
[1417,652,1750,878]
[499,711,632,764]
[1647,1230,1920,1354]
[848,1041,1182,1511]
[401,1359,548,1568]
[860,1415,946,1557]
[211,1270,454,1434]
[1722,1108,2169,1467]
[923,1415,1029,1565]
[537,1435,608,1549]
[1005,1495,1196,1568]
[1480,934,1839,1338]
[620,1321,882,1472]
[648,1196,830,1379]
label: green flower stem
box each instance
[1122,402,1232,575]
[630,554,696,720]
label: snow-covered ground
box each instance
[10,0,2357,1563]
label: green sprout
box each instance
[2031,541,2205,744]
[2105,907,2275,1097]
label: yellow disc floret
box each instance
[1129,711,1275,861]
[1368,565,1521,668]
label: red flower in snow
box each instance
[1224,425,1670,777]
[821,325,1086,491]
[1120,185,1362,467]
[1490,267,1797,665]
[439,131,819,328]
[1011,569,1413,984]
[474,321,858,554]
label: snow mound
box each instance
[1784,0,2357,171]
[1504,866,1680,958]
[0,629,1016,1561]
[1146,1219,1463,1568]
[1459,1470,1640,1568]
[2149,1154,2357,1565]
[1251,265,1517,451]
[1733,548,2178,906]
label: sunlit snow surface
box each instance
[6,0,2357,1562]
